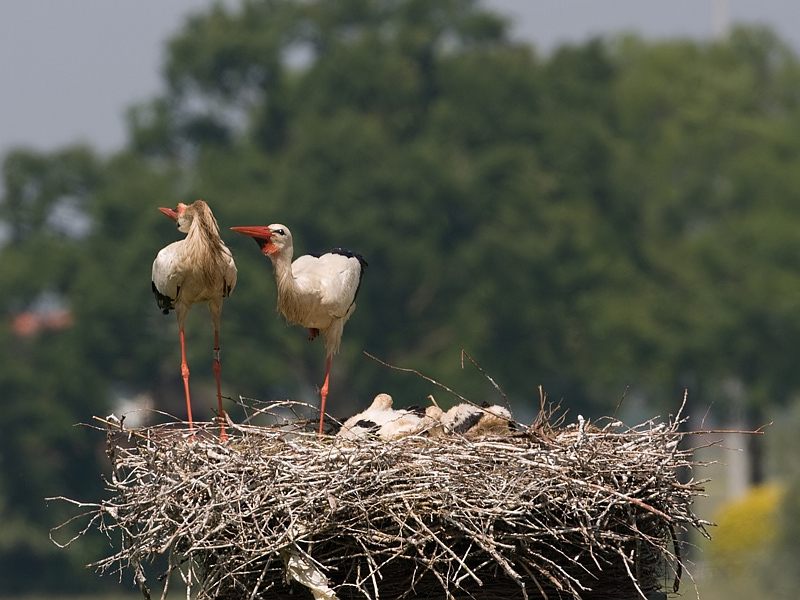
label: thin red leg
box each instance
[213,328,228,442]
[180,328,195,440]
[318,354,332,435]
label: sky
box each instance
[1,0,799,159]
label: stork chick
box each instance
[152,200,237,441]
[231,223,366,435]
[442,402,515,438]
[338,394,431,440]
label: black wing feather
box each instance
[152,281,176,315]
[452,410,483,435]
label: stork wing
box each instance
[292,252,363,318]
[151,241,185,312]
[222,244,238,297]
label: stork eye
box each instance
[274,228,285,236]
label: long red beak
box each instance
[230,225,273,240]
[159,207,178,221]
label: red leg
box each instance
[180,328,195,440]
[213,328,228,442]
[318,354,332,435]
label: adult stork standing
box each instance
[230,224,367,434]
[152,200,238,441]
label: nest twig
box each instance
[50,398,712,600]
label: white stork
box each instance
[441,402,515,438]
[152,200,237,441]
[230,223,367,435]
[338,393,433,440]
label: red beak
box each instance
[159,207,178,221]
[230,225,273,240]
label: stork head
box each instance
[369,393,394,411]
[230,223,292,256]
[425,405,444,420]
[159,202,194,233]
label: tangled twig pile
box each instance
[51,399,711,600]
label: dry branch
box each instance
[51,400,713,600]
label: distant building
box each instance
[11,291,74,336]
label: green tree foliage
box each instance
[2,0,800,591]
[0,147,111,591]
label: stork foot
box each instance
[308,328,319,341]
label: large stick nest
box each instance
[52,399,710,600]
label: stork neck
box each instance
[187,216,221,251]
[270,249,308,324]
[183,214,227,280]
[270,250,295,288]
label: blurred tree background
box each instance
[2,0,800,595]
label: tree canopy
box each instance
[3,0,800,592]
